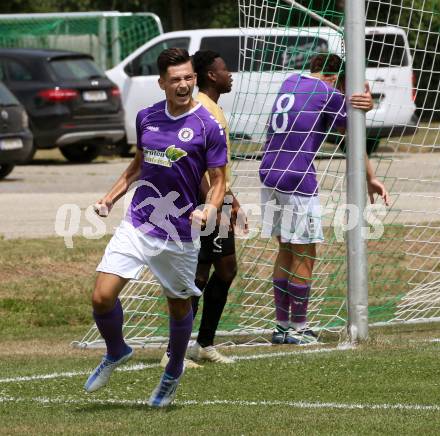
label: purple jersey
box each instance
[127,100,228,242]
[259,74,346,195]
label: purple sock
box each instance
[273,279,289,324]
[288,282,311,324]
[165,307,193,379]
[93,299,126,360]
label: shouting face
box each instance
[159,61,197,115]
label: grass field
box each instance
[1,236,440,434]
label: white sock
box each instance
[277,321,289,330]
[290,321,306,331]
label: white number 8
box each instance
[271,93,295,133]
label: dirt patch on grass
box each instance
[0,261,95,284]
[0,339,80,358]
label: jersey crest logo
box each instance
[178,127,194,142]
[143,145,187,167]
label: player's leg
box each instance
[165,297,193,378]
[271,237,294,343]
[192,260,212,317]
[274,237,293,326]
[191,249,236,363]
[149,297,194,408]
[159,260,210,369]
[262,186,292,343]
[92,272,131,358]
[285,194,323,343]
[146,237,201,407]
[288,243,316,338]
[85,273,135,393]
[84,221,145,392]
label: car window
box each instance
[50,58,105,80]
[6,59,33,81]
[200,35,328,73]
[265,36,329,71]
[0,82,19,105]
[200,37,240,72]
[129,38,190,76]
[366,33,408,67]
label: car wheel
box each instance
[0,164,15,180]
[18,142,37,165]
[60,144,100,163]
[366,137,381,155]
[119,143,134,157]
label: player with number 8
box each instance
[259,53,390,345]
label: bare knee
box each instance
[92,288,116,314]
[168,297,192,320]
[215,263,237,283]
[195,263,211,291]
[92,273,127,314]
[214,254,237,284]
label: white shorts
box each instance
[96,220,201,299]
[260,186,324,244]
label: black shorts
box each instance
[198,225,236,264]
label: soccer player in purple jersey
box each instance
[83,48,228,407]
[161,50,242,366]
[259,54,390,345]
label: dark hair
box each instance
[157,47,192,77]
[192,50,221,89]
[310,53,344,75]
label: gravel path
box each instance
[1,153,440,240]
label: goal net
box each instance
[0,12,162,70]
[75,0,440,348]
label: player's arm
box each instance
[336,82,374,135]
[230,191,249,233]
[191,166,226,227]
[331,83,389,205]
[348,84,389,205]
[366,157,390,206]
[349,82,374,111]
[94,149,143,216]
[199,172,211,202]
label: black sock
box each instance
[197,272,232,348]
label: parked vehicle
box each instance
[0,81,33,179]
[106,26,417,150]
[0,48,125,162]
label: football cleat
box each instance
[295,328,319,344]
[272,325,299,344]
[284,329,318,345]
[148,372,182,408]
[84,345,133,393]
[189,344,234,364]
[297,328,318,338]
[271,329,287,344]
[159,352,203,369]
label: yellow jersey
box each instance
[196,92,231,190]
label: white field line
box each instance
[0,346,347,384]
[0,396,439,412]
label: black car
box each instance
[0,48,125,163]
[0,81,33,179]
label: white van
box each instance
[106,26,417,146]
